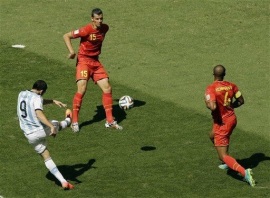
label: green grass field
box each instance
[0,0,269,197]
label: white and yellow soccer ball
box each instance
[119,95,134,110]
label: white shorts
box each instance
[24,120,59,154]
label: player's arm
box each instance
[43,99,67,107]
[36,110,56,136]
[205,91,216,111]
[205,100,216,111]
[63,31,76,59]
[232,91,244,108]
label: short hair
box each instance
[213,65,226,78]
[91,8,103,17]
[32,80,47,91]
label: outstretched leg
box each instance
[41,149,74,190]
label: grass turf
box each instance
[0,0,269,197]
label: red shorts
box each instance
[76,56,108,83]
[212,115,237,146]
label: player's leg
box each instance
[215,146,245,174]
[41,149,74,190]
[97,78,123,130]
[211,125,228,169]
[28,131,73,189]
[216,146,255,186]
[215,121,255,186]
[97,78,113,122]
[72,63,89,132]
[215,127,244,175]
[94,63,122,130]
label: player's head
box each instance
[32,80,47,95]
[213,65,226,80]
[91,8,103,28]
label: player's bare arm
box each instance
[63,32,76,59]
[205,100,216,111]
[43,99,67,108]
[35,110,56,136]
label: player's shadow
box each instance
[227,153,270,181]
[80,99,146,129]
[141,146,156,151]
[46,159,96,186]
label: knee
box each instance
[101,83,111,93]
[41,149,51,160]
[219,155,225,161]
[104,85,112,93]
[77,88,86,95]
[77,82,87,94]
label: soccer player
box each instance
[17,80,74,190]
[204,65,255,187]
[63,8,122,132]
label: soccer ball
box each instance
[119,95,134,110]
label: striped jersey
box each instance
[17,90,45,134]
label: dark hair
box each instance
[91,8,103,17]
[213,65,226,78]
[32,80,47,91]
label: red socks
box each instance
[72,92,114,124]
[72,93,83,123]
[102,93,113,123]
[223,155,245,176]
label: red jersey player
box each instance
[204,65,255,187]
[63,8,122,132]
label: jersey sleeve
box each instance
[205,85,216,102]
[72,25,90,38]
[33,96,43,111]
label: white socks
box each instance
[45,158,66,184]
[60,118,71,129]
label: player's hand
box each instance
[50,126,57,138]
[53,100,67,108]
[68,52,76,59]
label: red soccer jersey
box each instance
[72,23,109,57]
[205,81,240,123]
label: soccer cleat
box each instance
[71,122,80,133]
[218,163,229,170]
[244,169,256,187]
[105,120,123,130]
[62,182,74,190]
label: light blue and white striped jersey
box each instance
[17,90,44,134]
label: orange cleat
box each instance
[62,182,74,190]
[65,109,72,119]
